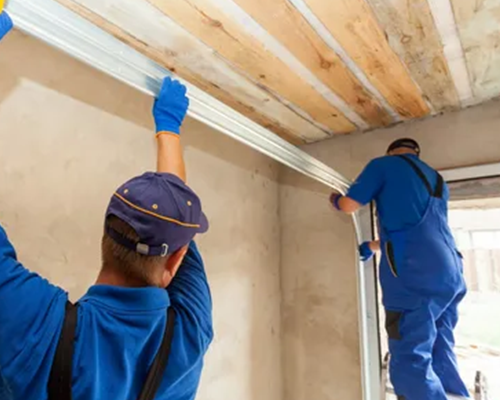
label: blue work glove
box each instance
[330,193,343,211]
[359,242,374,262]
[0,12,13,41]
[153,77,189,135]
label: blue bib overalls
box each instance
[379,155,469,399]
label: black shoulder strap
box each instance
[397,155,445,198]
[48,305,175,400]
[434,173,445,199]
[137,307,176,400]
[48,301,78,400]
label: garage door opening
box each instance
[449,199,500,399]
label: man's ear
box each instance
[161,245,188,287]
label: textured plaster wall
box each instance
[0,31,282,400]
[280,98,500,400]
[280,160,361,400]
[303,98,500,179]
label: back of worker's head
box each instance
[101,172,208,288]
[386,138,420,157]
[101,216,187,287]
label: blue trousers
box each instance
[386,288,469,399]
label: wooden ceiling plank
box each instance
[366,0,460,112]
[288,0,401,122]
[54,0,331,143]
[206,0,370,131]
[451,0,500,103]
[426,0,474,107]
[302,0,430,119]
[145,0,356,134]
[227,0,393,128]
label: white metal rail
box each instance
[6,0,351,193]
[4,0,381,398]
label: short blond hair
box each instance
[101,216,166,286]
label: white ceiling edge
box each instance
[441,162,500,182]
[427,0,474,107]
[5,0,352,193]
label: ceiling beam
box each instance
[426,0,473,107]
[451,0,500,103]
[366,0,461,112]
[228,0,393,128]
[55,0,334,143]
[145,0,357,135]
[302,0,430,119]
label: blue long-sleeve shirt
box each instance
[347,154,449,233]
[0,224,213,400]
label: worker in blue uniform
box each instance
[0,22,213,400]
[330,138,470,400]
[0,9,13,40]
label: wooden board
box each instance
[303,0,430,119]
[55,0,332,143]
[367,0,460,111]
[229,0,393,128]
[145,0,356,134]
[451,0,500,102]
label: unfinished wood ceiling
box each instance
[55,0,500,143]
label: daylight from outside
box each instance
[449,201,500,399]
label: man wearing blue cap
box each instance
[0,19,212,398]
[330,139,469,400]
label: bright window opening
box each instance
[449,200,500,399]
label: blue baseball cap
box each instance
[105,172,208,257]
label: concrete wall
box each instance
[0,31,282,400]
[304,99,500,179]
[280,98,500,400]
[280,172,361,400]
